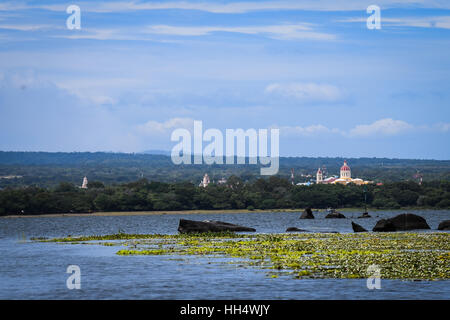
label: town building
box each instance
[81,176,88,189]
[217,177,227,185]
[316,168,323,183]
[199,173,210,187]
[316,161,372,185]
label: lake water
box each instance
[0,210,449,300]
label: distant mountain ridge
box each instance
[0,151,448,166]
[140,150,172,156]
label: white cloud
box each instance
[384,16,450,29]
[339,16,450,29]
[348,118,413,137]
[0,71,139,152]
[136,117,195,135]
[265,82,342,102]
[144,24,335,41]
[6,1,450,14]
[55,77,144,106]
[0,24,54,31]
[276,118,420,138]
[433,123,450,132]
[0,3,29,11]
[275,124,340,136]
[51,24,335,41]
[56,28,124,40]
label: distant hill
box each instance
[0,151,449,188]
[140,150,172,156]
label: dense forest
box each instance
[1,177,449,215]
[1,152,450,189]
[1,152,449,215]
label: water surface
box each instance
[0,210,449,299]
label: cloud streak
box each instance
[275,118,445,138]
[50,24,336,42]
[339,15,450,29]
[136,118,195,135]
[145,24,335,40]
[347,118,413,137]
[0,24,54,31]
[265,82,342,102]
[4,1,450,14]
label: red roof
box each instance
[340,161,350,171]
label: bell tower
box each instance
[81,176,88,189]
[316,168,323,184]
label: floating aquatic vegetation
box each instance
[36,233,171,242]
[37,231,244,243]
[35,232,449,280]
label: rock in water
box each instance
[351,221,367,233]
[286,227,308,232]
[178,219,256,233]
[373,219,397,232]
[438,220,450,230]
[300,207,315,219]
[373,213,430,232]
[325,211,346,219]
[388,213,430,230]
[357,212,371,218]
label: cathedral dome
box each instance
[340,161,350,171]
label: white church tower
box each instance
[81,176,88,189]
[316,168,323,184]
[199,173,210,187]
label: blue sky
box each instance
[0,0,449,159]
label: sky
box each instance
[0,0,449,159]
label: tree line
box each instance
[2,152,450,189]
[1,177,449,215]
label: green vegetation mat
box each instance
[36,232,450,280]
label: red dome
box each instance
[340,161,350,171]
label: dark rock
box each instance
[373,213,431,232]
[286,227,308,232]
[373,219,397,232]
[389,213,430,230]
[178,219,256,234]
[357,212,371,218]
[325,210,346,219]
[438,220,450,230]
[300,207,315,219]
[351,221,367,233]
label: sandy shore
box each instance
[1,207,404,218]
[1,208,307,218]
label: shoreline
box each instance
[1,207,441,218]
[2,208,301,218]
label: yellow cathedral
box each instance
[316,161,372,185]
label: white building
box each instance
[316,161,371,185]
[81,176,88,189]
[316,168,323,183]
[199,173,210,187]
[333,161,372,185]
